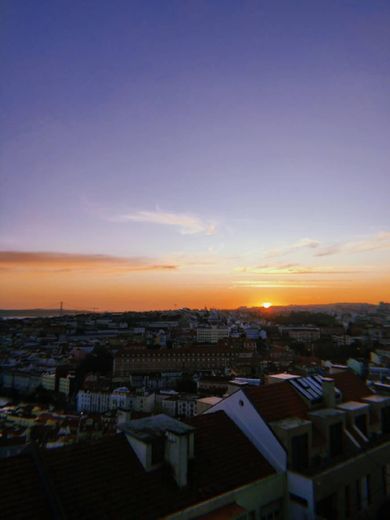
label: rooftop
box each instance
[268,373,300,381]
[197,396,223,405]
[244,382,308,422]
[120,414,194,442]
[270,417,311,430]
[289,375,341,404]
[332,371,373,401]
[309,408,345,419]
[337,401,369,412]
[0,411,275,519]
[362,394,390,404]
[243,372,374,424]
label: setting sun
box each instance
[262,302,272,309]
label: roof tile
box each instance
[244,382,308,422]
[332,371,372,402]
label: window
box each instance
[316,494,336,518]
[355,414,367,436]
[151,438,164,465]
[291,433,309,471]
[357,475,371,510]
[367,475,371,505]
[383,464,390,496]
[356,479,362,511]
[381,406,390,433]
[260,499,282,520]
[345,485,351,518]
[329,421,343,457]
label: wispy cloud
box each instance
[315,231,390,257]
[262,231,390,260]
[0,251,178,274]
[264,238,320,259]
[112,210,217,235]
[231,280,340,289]
[236,263,366,275]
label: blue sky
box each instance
[1,1,390,309]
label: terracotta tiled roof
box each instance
[332,371,372,402]
[196,502,246,519]
[185,411,275,499]
[42,434,164,519]
[0,412,275,519]
[0,455,51,519]
[244,382,308,422]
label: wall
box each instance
[287,471,315,520]
[313,441,390,519]
[125,434,151,470]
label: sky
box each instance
[1,0,390,310]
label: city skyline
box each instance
[1,1,390,310]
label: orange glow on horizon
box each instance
[1,270,389,311]
[1,250,389,311]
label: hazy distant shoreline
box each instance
[0,302,381,319]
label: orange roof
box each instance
[0,411,274,519]
[196,503,246,519]
[332,371,372,402]
[244,382,308,422]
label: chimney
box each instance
[121,414,195,487]
[164,431,192,488]
[322,377,336,408]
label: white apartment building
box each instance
[177,395,197,417]
[76,388,155,414]
[110,387,133,410]
[279,326,321,343]
[76,390,111,413]
[58,375,74,396]
[40,372,56,391]
[161,394,198,417]
[196,326,229,344]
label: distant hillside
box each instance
[0,309,89,318]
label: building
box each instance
[76,389,111,413]
[58,374,75,397]
[40,372,56,391]
[197,396,223,414]
[0,412,285,519]
[204,371,390,519]
[197,376,237,396]
[161,394,198,418]
[196,327,229,344]
[76,387,155,414]
[113,346,240,375]
[1,370,41,393]
[279,326,321,343]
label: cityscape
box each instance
[1,1,390,520]
[1,304,390,518]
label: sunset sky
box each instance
[1,1,390,310]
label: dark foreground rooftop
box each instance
[0,411,275,519]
